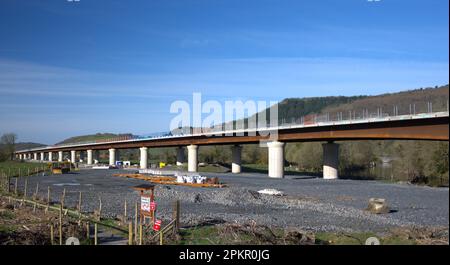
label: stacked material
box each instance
[113,173,225,188]
[176,175,207,184]
[139,169,178,176]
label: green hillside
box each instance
[276,95,367,121]
[14,142,46,151]
[56,133,135,145]
[225,84,448,128]
[320,85,449,116]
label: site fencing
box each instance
[0,174,180,245]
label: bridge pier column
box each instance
[41,152,45,161]
[33,153,38,160]
[176,146,185,166]
[322,142,339,180]
[140,147,148,169]
[70,151,76,163]
[267,141,285,178]
[48,152,53,162]
[87,150,93,165]
[109,148,116,166]
[187,145,198,172]
[58,151,63,162]
[232,145,242,174]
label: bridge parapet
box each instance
[15,102,449,153]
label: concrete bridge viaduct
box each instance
[15,112,449,179]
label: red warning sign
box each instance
[153,220,162,231]
[150,201,157,211]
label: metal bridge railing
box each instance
[17,100,449,152]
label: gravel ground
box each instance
[13,169,449,233]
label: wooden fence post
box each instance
[24,178,28,199]
[61,188,66,209]
[34,182,39,200]
[14,178,18,195]
[59,204,63,245]
[123,199,127,223]
[86,222,90,241]
[134,202,138,243]
[128,222,133,245]
[98,197,102,221]
[139,224,143,245]
[94,223,98,245]
[173,200,180,233]
[160,231,163,245]
[50,223,54,245]
[46,186,50,213]
[78,191,82,212]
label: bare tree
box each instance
[0,133,17,160]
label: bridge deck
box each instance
[16,111,449,153]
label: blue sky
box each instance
[0,0,448,144]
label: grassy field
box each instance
[173,224,448,245]
[0,161,49,178]
[162,224,442,245]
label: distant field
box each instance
[0,161,48,177]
